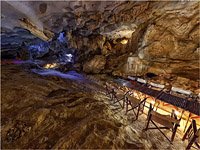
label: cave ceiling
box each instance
[2,1,198,42]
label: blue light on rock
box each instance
[27,31,75,67]
[58,52,74,64]
[57,32,66,43]
[32,69,85,81]
[28,42,49,58]
[65,54,73,62]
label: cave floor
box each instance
[1,64,188,149]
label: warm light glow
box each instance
[151,100,155,105]
[133,92,139,98]
[120,39,128,44]
[44,63,57,69]
[175,110,180,116]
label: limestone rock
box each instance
[17,44,30,60]
[83,55,106,73]
[2,65,148,149]
[1,1,199,94]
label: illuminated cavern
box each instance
[1,1,200,149]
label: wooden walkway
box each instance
[115,79,200,116]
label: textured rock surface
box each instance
[138,2,199,80]
[1,64,189,149]
[1,1,199,149]
[83,55,106,73]
[1,65,139,149]
[1,1,199,90]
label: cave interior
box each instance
[1,1,200,149]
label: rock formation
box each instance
[83,55,106,73]
[1,65,146,149]
[1,1,199,98]
[2,1,199,81]
[1,1,200,148]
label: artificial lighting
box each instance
[120,39,128,45]
[44,63,57,69]
[175,110,180,116]
[133,92,139,98]
[151,100,155,105]
[57,32,66,43]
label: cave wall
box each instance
[63,1,199,80]
[1,1,200,92]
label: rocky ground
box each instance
[1,64,188,149]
